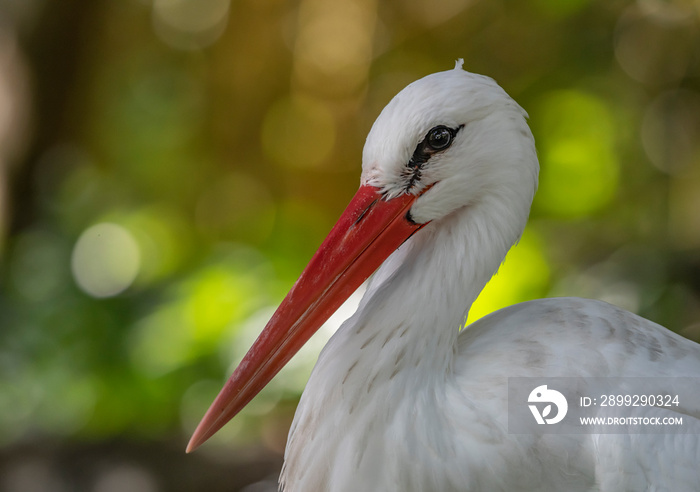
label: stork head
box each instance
[187,61,538,452]
[363,59,538,225]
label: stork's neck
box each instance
[283,192,529,490]
[319,192,528,385]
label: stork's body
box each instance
[285,299,699,491]
[189,62,700,491]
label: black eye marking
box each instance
[404,124,463,191]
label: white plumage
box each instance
[190,61,700,492]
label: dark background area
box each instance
[0,0,699,490]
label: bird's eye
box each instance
[427,126,453,151]
[404,124,462,192]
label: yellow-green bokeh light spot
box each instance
[535,90,619,218]
[187,267,250,343]
[539,140,618,217]
[467,228,550,325]
[130,303,193,377]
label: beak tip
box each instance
[185,376,247,454]
[186,433,202,454]
[186,418,214,453]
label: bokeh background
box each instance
[0,0,699,490]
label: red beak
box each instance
[186,184,426,452]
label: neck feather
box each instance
[314,191,528,392]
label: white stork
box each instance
[187,60,700,491]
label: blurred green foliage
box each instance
[0,0,699,489]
